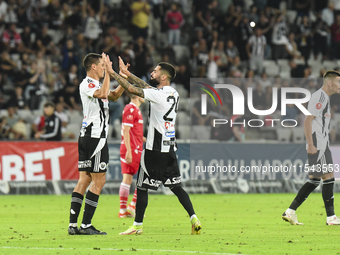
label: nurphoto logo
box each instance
[197,81,312,128]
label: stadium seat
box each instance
[0,109,8,117]
[277,59,290,73]
[178,98,190,111]
[107,0,122,7]
[263,61,279,76]
[172,45,190,63]
[276,128,292,142]
[67,110,83,125]
[25,123,32,138]
[176,84,189,98]
[323,60,337,70]
[192,125,211,140]
[292,127,305,143]
[177,111,190,125]
[17,109,35,123]
[333,113,340,125]
[177,125,191,139]
[294,58,305,65]
[66,123,81,138]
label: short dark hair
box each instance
[83,53,102,72]
[323,70,340,80]
[44,102,55,108]
[158,62,176,81]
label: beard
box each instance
[149,77,160,87]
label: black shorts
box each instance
[78,136,109,173]
[136,149,181,190]
[307,146,333,177]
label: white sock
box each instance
[286,208,296,214]
[190,214,197,221]
[120,209,127,214]
[69,223,77,227]
[81,223,92,228]
[327,215,336,220]
[133,221,143,226]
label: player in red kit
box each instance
[119,93,145,218]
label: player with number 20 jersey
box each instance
[110,58,202,236]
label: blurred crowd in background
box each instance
[1,0,340,142]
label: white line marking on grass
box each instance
[0,246,247,255]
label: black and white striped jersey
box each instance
[307,88,330,151]
[79,76,109,139]
[143,86,179,153]
[248,35,266,57]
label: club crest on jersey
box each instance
[99,162,107,170]
[88,83,95,88]
[165,122,174,129]
[316,103,322,109]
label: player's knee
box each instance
[79,176,91,186]
[308,177,321,187]
[100,175,106,187]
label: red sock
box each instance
[119,182,130,211]
[131,188,137,206]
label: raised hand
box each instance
[103,53,114,74]
[119,56,131,77]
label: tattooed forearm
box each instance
[128,74,151,89]
[110,72,145,98]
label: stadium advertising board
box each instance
[1,141,340,194]
[0,142,78,181]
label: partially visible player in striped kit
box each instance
[282,71,340,225]
[68,53,125,235]
[110,57,202,235]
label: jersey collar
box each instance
[86,76,100,86]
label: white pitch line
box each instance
[0,246,247,255]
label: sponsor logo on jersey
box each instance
[127,115,133,120]
[165,131,175,137]
[164,177,181,185]
[163,140,176,146]
[78,160,92,168]
[138,119,143,124]
[88,83,95,88]
[316,103,322,109]
[325,113,331,118]
[49,121,54,126]
[143,177,162,187]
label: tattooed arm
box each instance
[119,56,152,89]
[127,73,152,89]
[109,71,145,98]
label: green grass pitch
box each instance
[0,193,340,255]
